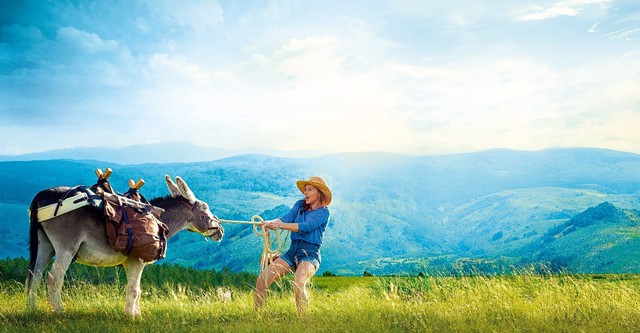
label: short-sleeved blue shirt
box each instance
[280,200,330,246]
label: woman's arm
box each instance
[264,219,299,232]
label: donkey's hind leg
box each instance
[27,232,54,312]
[46,250,75,313]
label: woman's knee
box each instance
[294,262,316,287]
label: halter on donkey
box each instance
[26,173,224,318]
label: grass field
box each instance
[1,273,640,332]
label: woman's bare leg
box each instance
[254,258,293,309]
[293,261,317,317]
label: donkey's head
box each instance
[165,175,224,242]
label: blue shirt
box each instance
[280,200,330,246]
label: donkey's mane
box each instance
[149,195,181,208]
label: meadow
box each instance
[1,267,639,332]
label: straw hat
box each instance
[296,176,332,206]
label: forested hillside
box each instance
[524,202,640,273]
[1,147,639,275]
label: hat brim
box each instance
[296,180,332,206]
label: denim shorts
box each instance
[280,240,321,270]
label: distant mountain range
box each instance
[0,141,323,164]
[0,143,639,275]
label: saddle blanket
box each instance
[31,193,90,222]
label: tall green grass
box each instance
[2,273,639,332]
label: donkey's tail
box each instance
[27,196,41,288]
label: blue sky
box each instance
[1,0,639,156]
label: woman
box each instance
[254,176,332,316]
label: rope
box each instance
[218,216,289,278]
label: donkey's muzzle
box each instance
[208,225,224,242]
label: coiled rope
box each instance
[218,216,289,277]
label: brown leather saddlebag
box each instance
[102,193,168,262]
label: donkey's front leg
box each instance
[124,260,146,318]
[46,252,74,313]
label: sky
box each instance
[1,0,639,156]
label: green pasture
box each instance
[2,273,640,332]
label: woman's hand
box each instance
[263,220,280,230]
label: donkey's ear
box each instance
[165,175,181,198]
[175,176,196,203]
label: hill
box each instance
[0,147,639,275]
[446,187,640,257]
[524,202,640,273]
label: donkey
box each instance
[26,175,224,317]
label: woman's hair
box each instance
[302,189,325,211]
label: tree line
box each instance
[0,257,258,291]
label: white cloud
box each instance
[273,37,340,58]
[324,48,640,155]
[518,6,579,21]
[146,0,223,36]
[56,26,119,53]
[604,27,640,40]
[148,53,210,83]
[516,0,612,21]
[194,35,412,153]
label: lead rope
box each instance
[218,216,290,282]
